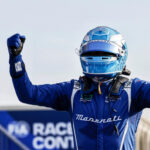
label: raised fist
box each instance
[7,33,26,57]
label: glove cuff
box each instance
[9,55,26,78]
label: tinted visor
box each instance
[81,51,116,57]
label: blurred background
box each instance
[0,0,150,149]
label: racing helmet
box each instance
[79,26,128,78]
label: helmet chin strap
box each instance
[92,76,114,83]
[92,76,114,95]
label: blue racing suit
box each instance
[9,55,150,150]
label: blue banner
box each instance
[0,110,74,150]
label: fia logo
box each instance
[7,121,30,138]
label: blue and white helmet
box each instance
[79,26,128,78]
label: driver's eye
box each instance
[102,57,109,59]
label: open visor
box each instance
[80,41,124,56]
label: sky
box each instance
[0,0,150,117]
